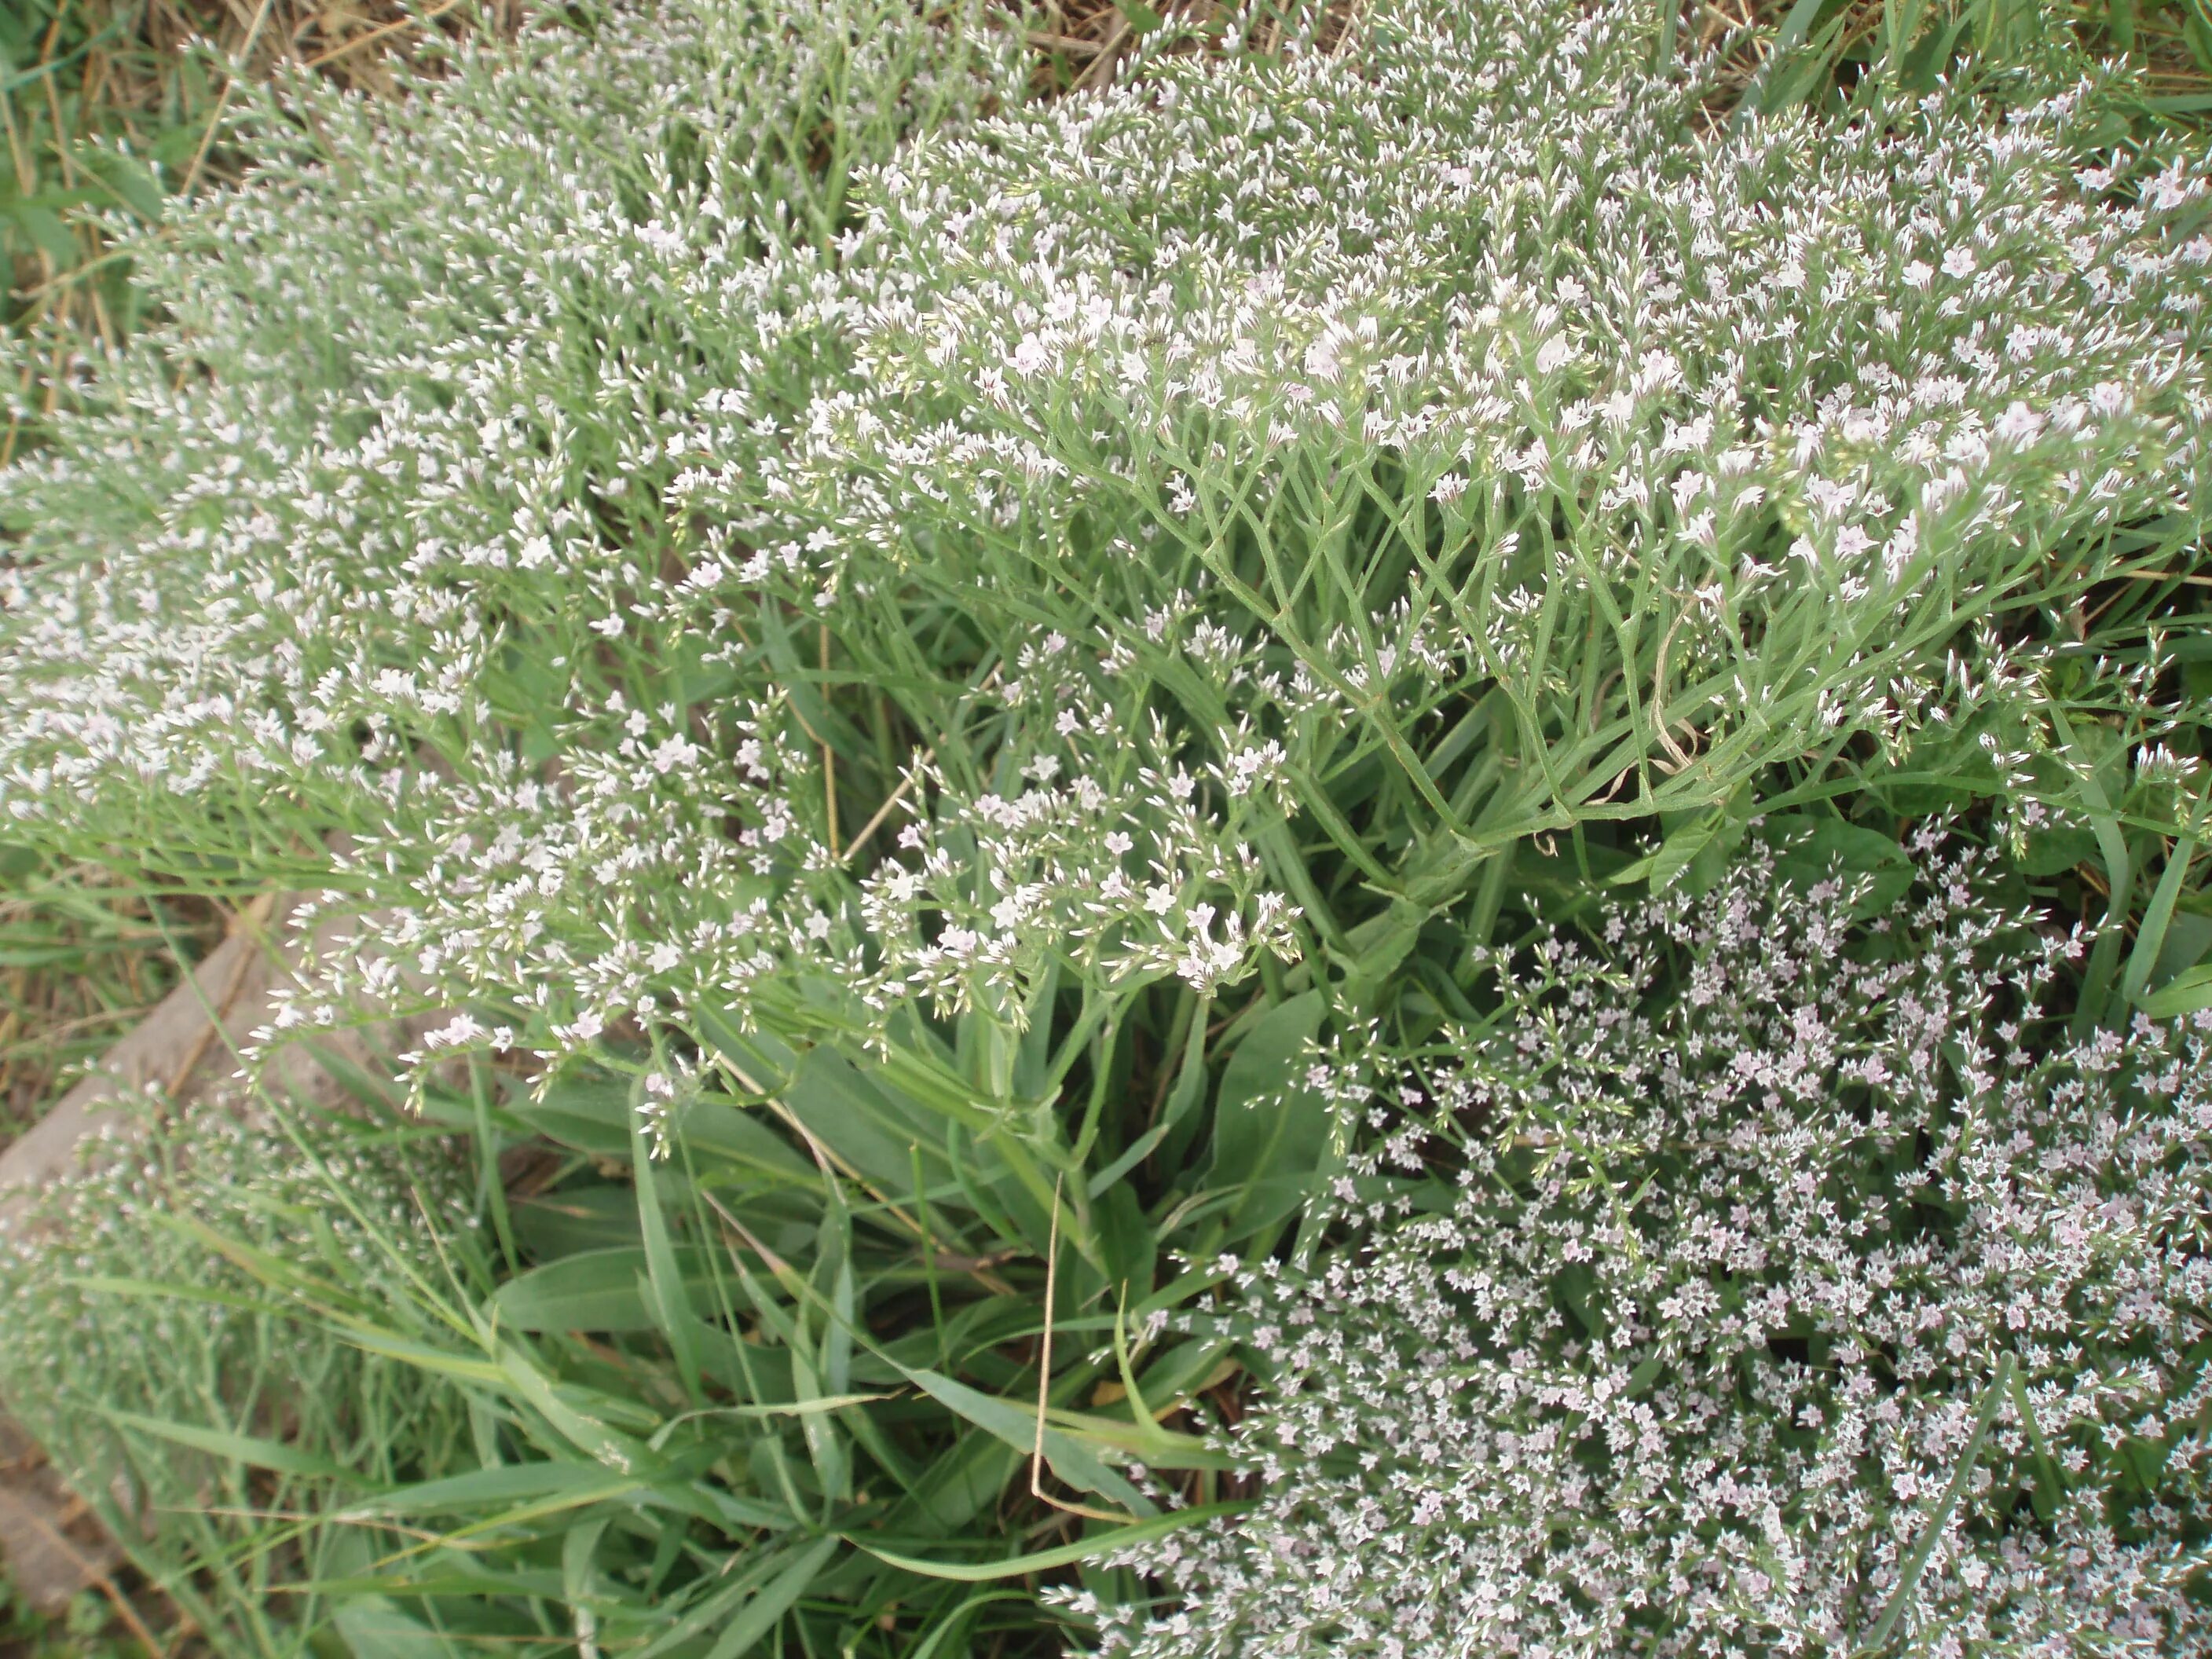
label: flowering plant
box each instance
[1079,841,2212,1657]
[0,1094,474,1650]
[0,0,2210,1653]
[0,0,2206,1082]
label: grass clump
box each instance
[0,0,2210,1654]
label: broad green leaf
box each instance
[782,1046,948,1191]
[514,1079,810,1176]
[1613,808,1730,895]
[2,202,76,265]
[1095,1181,1155,1294]
[678,1096,817,1175]
[76,148,166,222]
[2155,910,2212,990]
[2126,839,2201,1008]
[2141,963,2212,1020]
[495,1344,665,1477]
[892,1362,1154,1514]
[332,1594,467,1657]
[2018,825,2099,878]
[1763,814,1911,915]
[508,1078,632,1155]
[511,1185,646,1259]
[491,1246,732,1332]
[1207,991,1326,1239]
[886,1431,1022,1535]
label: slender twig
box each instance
[837,664,1003,866]
[837,765,921,867]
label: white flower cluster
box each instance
[1074,843,2212,1657]
[740,1,2212,839]
[0,0,1310,1076]
[0,0,2207,1082]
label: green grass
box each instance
[1712,0,2212,126]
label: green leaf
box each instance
[2126,839,2200,1009]
[64,1274,278,1317]
[632,1535,837,1659]
[2140,963,2212,1020]
[679,1097,818,1175]
[491,1245,733,1332]
[1612,808,1730,895]
[75,149,165,222]
[493,1343,667,1478]
[511,1185,646,1258]
[632,1082,707,1403]
[2018,826,2098,878]
[340,1462,646,1520]
[332,1594,467,1657]
[1094,1181,1155,1294]
[783,1046,950,1191]
[908,1592,1031,1659]
[88,1408,361,1484]
[1855,1355,2013,1655]
[1621,1355,1665,1399]
[701,1535,837,1659]
[2154,910,2212,991]
[891,1362,1154,1514]
[514,1078,811,1175]
[1763,814,1911,915]
[509,1078,633,1155]
[1038,1406,1232,1470]
[886,1431,1022,1535]
[1,202,77,265]
[850,1499,1247,1581]
[1207,991,1327,1239]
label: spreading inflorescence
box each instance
[0,1,2207,1090]
[1072,841,2212,1657]
[2,1,2212,1651]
